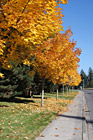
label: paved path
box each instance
[35,91,89,140]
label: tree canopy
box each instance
[0,0,81,96]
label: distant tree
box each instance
[80,69,88,88]
[88,67,93,88]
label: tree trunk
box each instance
[41,89,44,107]
[71,86,73,92]
[56,88,58,101]
[29,88,33,98]
[66,86,68,96]
[41,79,44,107]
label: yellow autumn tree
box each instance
[67,71,81,87]
[0,1,82,107]
[32,28,81,85]
[31,28,81,105]
[0,0,68,70]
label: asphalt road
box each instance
[83,90,93,127]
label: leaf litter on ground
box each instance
[0,92,78,140]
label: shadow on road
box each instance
[58,114,93,125]
[86,120,93,125]
[58,114,85,120]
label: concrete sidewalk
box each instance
[35,91,88,140]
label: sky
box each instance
[60,0,93,75]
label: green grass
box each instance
[85,88,93,90]
[34,90,78,100]
[0,91,78,140]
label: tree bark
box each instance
[56,88,58,101]
[41,79,44,107]
[66,86,68,95]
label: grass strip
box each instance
[0,91,78,140]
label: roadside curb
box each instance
[82,91,89,140]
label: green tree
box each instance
[80,69,88,88]
[0,68,18,98]
[0,64,34,98]
[88,67,93,88]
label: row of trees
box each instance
[0,0,82,104]
[80,67,93,88]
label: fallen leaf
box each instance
[54,135,59,137]
[10,126,13,128]
[40,134,45,137]
[24,137,28,140]
[21,130,25,132]
[6,136,9,138]
[61,127,64,128]
[15,120,18,123]
[0,129,3,132]
[73,133,76,135]
[55,128,58,130]
[12,136,16,138]
[16,127,19,128]
[23,126,25,129]
[75,128,79,130]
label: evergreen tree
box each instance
[32,72,56,95]
[0,68,18,98]
[80,69,88,88]
[32,72,42,95]
[0,64,34,98]
[88,67,93,88]
[44,80,55,93]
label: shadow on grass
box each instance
[33,96,41,99]
[0,97,35,104]
[0,105,9,107]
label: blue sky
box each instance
[60,0,93,75]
